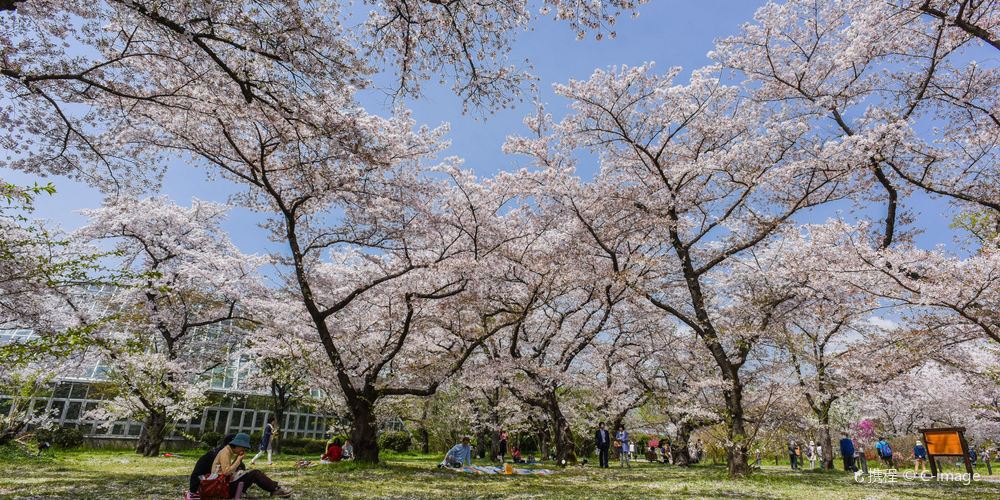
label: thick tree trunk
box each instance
[349,397,379,463]
[539,427,550,460]
[551,401,577,464]
[821,412,835,470]
[671,423,692,466]
[137,411,166,457]
[271,381,290,454]
[135,417,150,455]
[419,428,430,454]
[477,429,491,459]
[723,379,751,477]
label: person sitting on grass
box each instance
[190,434,242,495]
[211,432,292,497]
[343,439,354,460]
[441,436,473,468]
[512,447,524,464]
[321,438,344,463]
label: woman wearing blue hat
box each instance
[210,432,292,497]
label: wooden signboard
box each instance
[920,427,973,476]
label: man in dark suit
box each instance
[595,421,611,468]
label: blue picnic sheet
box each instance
[453,465,555,475]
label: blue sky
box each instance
[6,1,964,256]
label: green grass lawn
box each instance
[3,448,1000,499]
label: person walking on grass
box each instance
[616,425,631,468]
[913,440,928,474]
[788,440,798,470]
[595,421,611,468]
[875,437,893,468]
[250,416,278,466]
[807,441,817,469]
[839,433,856,472]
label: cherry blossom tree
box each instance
[71,196,263,456]
[241,314,318,450]
[506,64,843,476]
[847,344,1000,444]
[633,326,722,466]
[486,214,633,464]
[755,222,909,469]
[713,0,999,249]
[1,0,645,189]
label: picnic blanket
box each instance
[453,465,555,475]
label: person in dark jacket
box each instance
[189,434,244,493]
[913,440,928,474]
[595,421,611,468]
[839,434,856,472]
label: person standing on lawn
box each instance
[498,430,508,463]
[616,425,631,468]
[211,433,291,497]
[913,440,928,474]
[595,422,611,468]
[250,416,278,466]
[839,433,856,472]
[875,437,893,467]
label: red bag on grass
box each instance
[198,474,230,499]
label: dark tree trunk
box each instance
[551,401,576,464]
[271,381,291,454]
[539,427,549,460]
[135,417,150,455]
[477,429,491,459]
[419,403,430,454]
[723,377,751,477]
[671,423,693,466]
[611,415,625,439]
[349,397,379,463]
[821,412,834,470]
[420,427,430,454]
[137,411,167,457]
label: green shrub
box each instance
[280,437,327,455]
[52,426,84,449]
[378,431,412,453]
[200,431,223,449]
[33,426,84,449]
